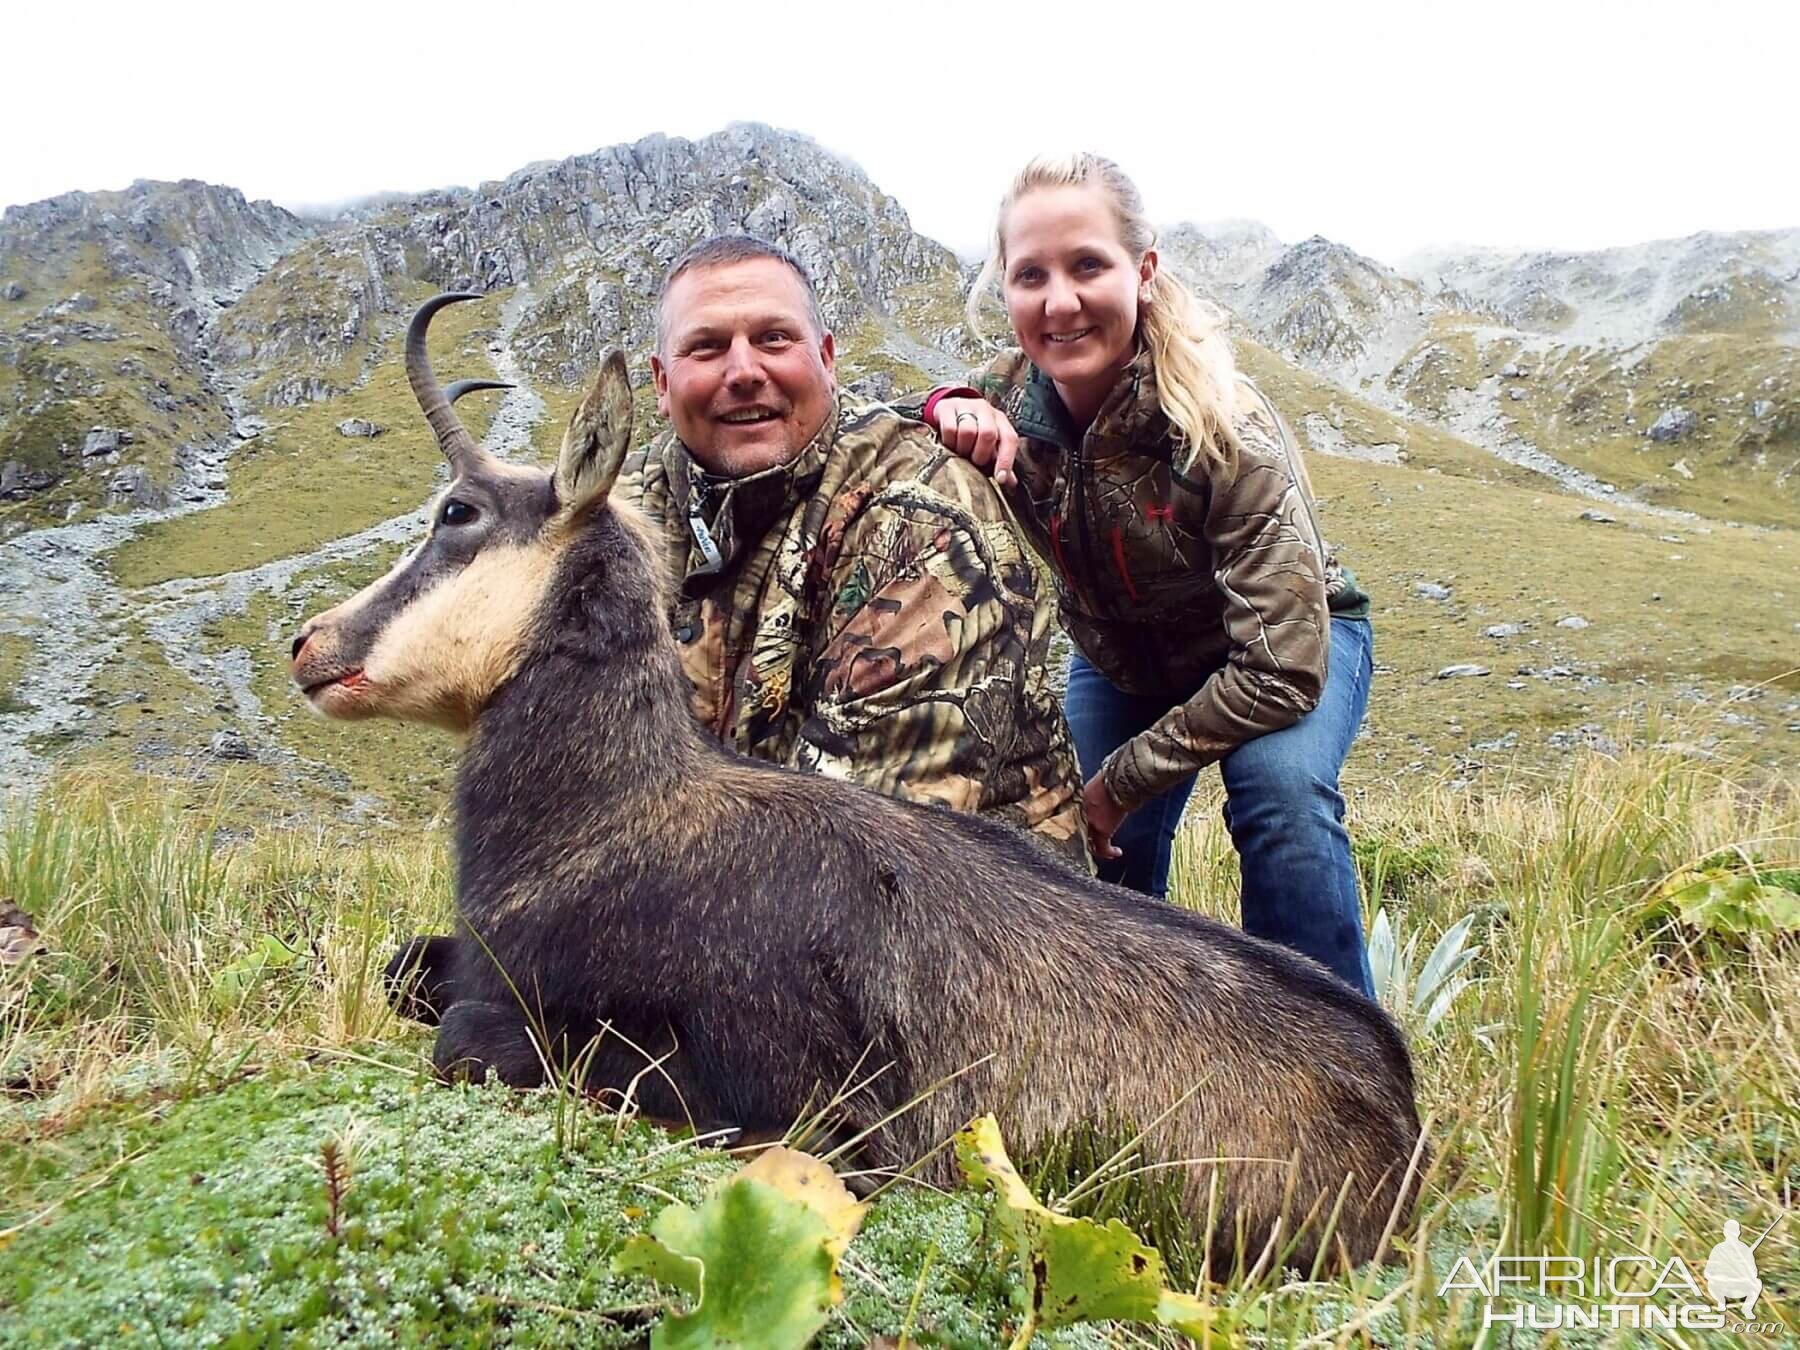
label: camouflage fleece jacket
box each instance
[935,347,1370,815]
[615,392,1087,863]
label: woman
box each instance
[917,153,1376,997]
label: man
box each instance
[616,234,1085,860]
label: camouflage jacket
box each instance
[937,347,1370,814]
[615,392,1087,863]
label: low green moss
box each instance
[0,1061,1036,1348]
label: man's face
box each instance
[651,258,837,477]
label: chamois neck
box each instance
[466,638,707,811]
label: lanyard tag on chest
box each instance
[687,504,725,576]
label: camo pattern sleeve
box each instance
[1098,397,1331,813]
[794,451,1087,858]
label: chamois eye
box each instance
[439,499,478,527]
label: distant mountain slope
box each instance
[3,130,1797,537]
[1403,229,1800,344]
[0,181,310,516]
[1159,221,1799,525]
[1,125,972,530]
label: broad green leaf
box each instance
[611,1147,865,1350]
[1414,915,1478,1011]
[954,1116,1240,1346]
[208,934,302,1008]
[1652,868,1800,939]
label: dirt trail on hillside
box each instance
[0,290,543,791]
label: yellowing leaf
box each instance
[955,1115,1240,1347]
[612,1146,866,1350]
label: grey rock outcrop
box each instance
[105,464,165,507]
[1647,407,1698,442]
[1,460,57,497]
[82,427,131,457]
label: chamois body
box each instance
[295,294,1424,1275]
[439,505,1422,1271]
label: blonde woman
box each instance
[916,154,1376,996]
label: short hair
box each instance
[654,234,825,353]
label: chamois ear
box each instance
[555,347,633,516]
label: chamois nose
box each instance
[290,629,311,662]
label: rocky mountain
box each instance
[1158,220,1799,524]
[0,181,311,512]
[1163,226,1442,385]
[211,123,970,404]
[1403,229,1800,345]
[0,124,969,525]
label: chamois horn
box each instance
[406,293,508,472]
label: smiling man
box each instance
[616,234,1085,860]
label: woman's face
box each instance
[1001,184,1155,411]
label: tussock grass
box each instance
[3,740,1796,1342]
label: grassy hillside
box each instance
[108,290,502,590]
[0,243,220,528]
[1388,317,1800,528]
[5,344,1785,837]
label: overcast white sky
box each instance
[6,0,1795,263]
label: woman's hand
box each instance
[931,396,1020,487]
[1081,772,1127,862]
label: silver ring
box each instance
[954,411,977,426]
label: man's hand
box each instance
[931,396,1020,487]
[1081,772,1127,863]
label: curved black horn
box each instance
[446,379,514,405]
[406,293,489,470]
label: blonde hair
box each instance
[968,152,1241,472]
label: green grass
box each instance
[3,743,1794,1344]
[0,634,31,715]
[1306,449,1800,780]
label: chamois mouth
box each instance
[301,669,369,699]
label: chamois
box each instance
[291,293,1426,1272]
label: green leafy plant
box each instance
[954,1116,1238,1348]
[1368,908,1481,1034]
[1643,863,1800,941]
[208,932,304,1010]
[614,1146,866,1349]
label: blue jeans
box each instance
[1065,617,1376,997]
